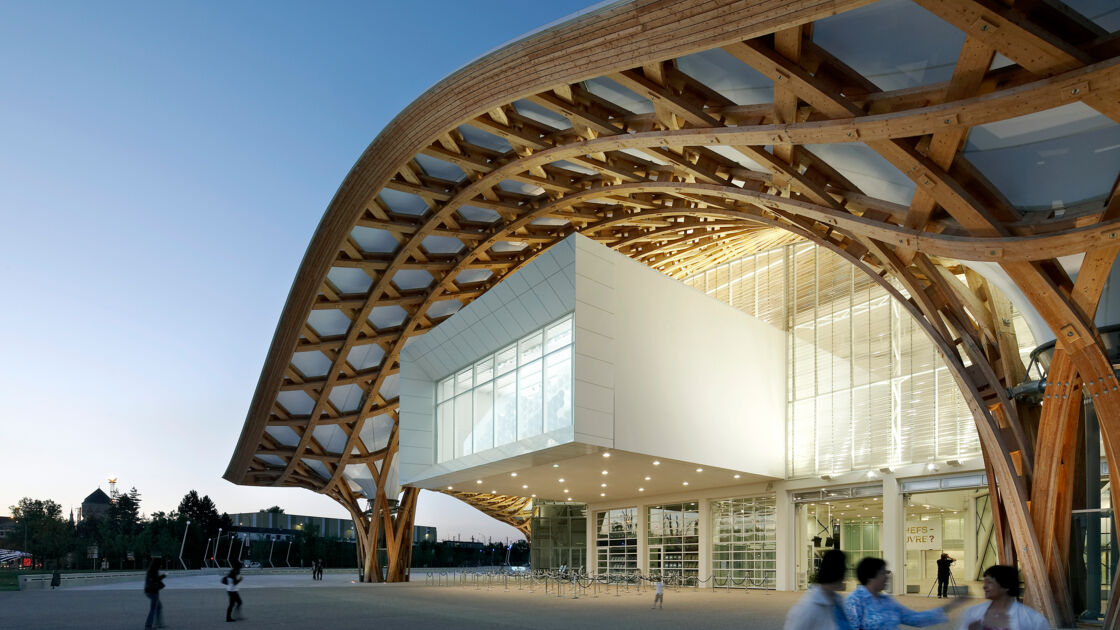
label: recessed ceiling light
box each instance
[531,494,537,498]
[682,481,689,486]
[491,490,496,494]
[639,488,645,492]
[733,474,741,479]
[600,492,605,497]
[696,468,703,473]
[552,464,560,468]
[846,505,851,508]
[601,470,608,475]
[602,453,610,458]
[644,476,651,481]
[653,461,660,466]
[511,472,518,477]
[522,484,528,489]
[558,478,565,483]
[563,489,569,493]
[476,480,482,484]
[566,497,571,501]
[600,483,606,488]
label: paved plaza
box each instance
[0,570,973,629]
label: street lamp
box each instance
[268,538,275,569]
[178,520,191,571]
[285,539,292,568]
[215,528,223,568]
[225,532,234,568]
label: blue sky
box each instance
[0,0,598,543]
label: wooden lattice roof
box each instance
[224,2,1120,608]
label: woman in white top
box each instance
[957,565,1049,630]
[785,549,852,630]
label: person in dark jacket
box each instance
[936,553,954,598]
[143,558,166,629]
[223,564,243,622]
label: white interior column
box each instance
[776,487,794,590]
[637,504,648,578]
[587,508,597,574]
[882,475,902,594]
[698,498,710,588]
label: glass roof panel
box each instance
[379,188,429,216]
[513,99,573,130]
[706,145,768,172]
[585,76,653,114]
[347,343,385,371]
[312,424,347,454]
[368,305,407,330]
[676,48,772,105]
[458,124,513,153]
[456,269,493,285]
[550,159,599,176]
[426,299,463,319]
[532,217,571,227]
[256,454,285,467]
[1063,0,1120,30]
[301,458,330,481]
[392,269,434,291]
[421,235,465,255]
[276,391,315,416]
[326,267,373,294]
[360,413,395,453]
[291,351,332,379]
[493,240,528,253]
[499,180,546,196]
[414,153,466,182]
[350,226,399,253]
[803,143,916,206]
[307,309,352,336]
[329,383,364,413]
[379,373,401,401]
[458,205,501,224]
[265,425,301,447]
[344,464,376,498]
[812,0,964,91]
[964,103,1120,211]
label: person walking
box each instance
[936,553,954,598]
[143,558,166,630]
[957,565,1049,630]
[223,564,243,622]
[845,557,966,630]
[652,576,664,609]
[785,549,852,630]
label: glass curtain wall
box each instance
[711,496,776,589]
[647,503,700,581]
[530,501,587,571]
[435,315,573,462]
[684,244,1035,477]
[595,507,638,575]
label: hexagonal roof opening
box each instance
[368,305,407,330]
[421,235,466,255]
[307,309,352,337]
[347,343,386,371]
[392,269,434,291]
[326,267,373,294]
[351,226,399,253]
[291,351,332,379]
[455,269,494,285]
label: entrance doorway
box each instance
[795,490,883,588]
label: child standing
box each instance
[652,576,664,609]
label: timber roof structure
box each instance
[225,0,1120,615]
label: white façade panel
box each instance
[573,235,786,478]
[398,236,578,486]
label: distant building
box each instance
[0,516,17,539]
[79,488,112,522]
[228,511,434,546]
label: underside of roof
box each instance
[224,0,1120,520]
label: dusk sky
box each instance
[0,0,598,543]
